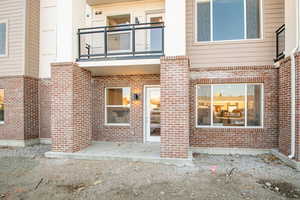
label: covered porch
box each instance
[45,142,193,166]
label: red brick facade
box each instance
[51,63,92,152]
[39,78,51,139]
[278,58,292,156]
[295,53,300,161]
[0,76,39,141]
[190,66,279,149]
[92,74,159,143]
[160,56,190,158]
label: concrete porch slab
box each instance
[45,142,193,167]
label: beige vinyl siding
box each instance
[25,0,40,78]
[0,0,26,76]
[187,0,285,68]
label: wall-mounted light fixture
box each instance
[133,93,140,101]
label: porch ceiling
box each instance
[77,59,160,76]
[87,0,143,6]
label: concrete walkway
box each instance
[45,142,193,167]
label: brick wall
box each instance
[92,74,159,142]
[295,52,300,161]
[0,76,25,140]
[51,63,92,152]
[160,56,190,158]
[0,76,39,141]
[278,58,292,156]
[24,77,39,140]
[190,66,279,149]
[39,78,51,139]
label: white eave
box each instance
[77,58,161,76]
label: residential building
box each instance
[0,0,300,168]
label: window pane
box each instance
[107,88,130,106]
[0,89,4,122]
[0,23,6,55]
[197,85,211,126]
[107,107,129,124]
[197,0,211,41]
[246,0,260,39]
[213,85,245,126]
[247,84,262,126]
[213,0,244,41]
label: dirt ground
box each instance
[0,145,300,200]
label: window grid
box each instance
[196,0,261,42]
[196,83,264,128]
[105,87,131,126]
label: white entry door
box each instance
[145,86,161,142]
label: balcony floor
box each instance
[77,57,161,76]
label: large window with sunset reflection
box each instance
[105,88,131,125]
[197,84,263,127]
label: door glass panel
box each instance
[149,16,163,51]
[107,14,131,52]
[149,89,160,137]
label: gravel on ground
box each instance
[0,145,299,200]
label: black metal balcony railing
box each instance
[77,22,165,61]
[275,24,285,62]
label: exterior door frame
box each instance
[143,85,160,143]
[146,12,165,51]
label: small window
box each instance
[196,84,263,127]
[196,0,261,42]
[0,21,7,56]
[105,87,131,125]
[0,89,4,123]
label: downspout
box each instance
[288,0,299,159]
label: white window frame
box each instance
[105,87,131,126]
[0,89,4,124]
[194,0,263,43]
[106,13,133,54]
[195,83,264,128]
[0,20,8,57]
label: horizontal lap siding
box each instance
[186,0,285,68]
[0,0,25,76]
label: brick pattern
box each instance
[24,77,39,140]
[0,76,39,141]
[295,52,300,161]
[51,63,92,153]
[0,76,25,140]
[92,74,159,143]
[39,78,51,139]
[190,66,279,149]
[160,56,190,158]
[278,58,292,156]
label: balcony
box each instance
[77,22,165,62]
[275,24,285,62]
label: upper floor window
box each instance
[0,89,4,123]
[0,21,7,56]
[196,0,261,42]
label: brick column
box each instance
[160,56,190,158]
[51,62,92,153]
[295,52,300,161]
